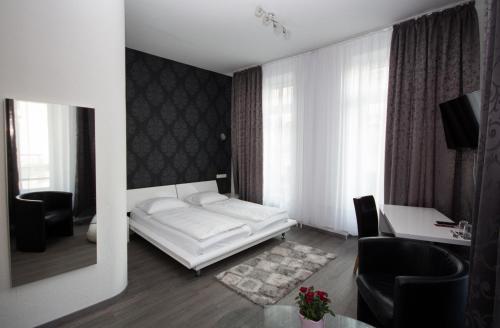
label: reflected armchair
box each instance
[14,191,74,252]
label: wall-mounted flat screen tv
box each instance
[439,91,480,150]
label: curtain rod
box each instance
[391,0,472,25]
[233,0,473,74]
[312,0,473,49]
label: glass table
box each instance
[215,305,374,328]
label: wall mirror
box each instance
[4,99,96,287]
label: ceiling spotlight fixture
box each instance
[255,6,290,39]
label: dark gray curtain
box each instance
[466,0,500,326]
[384,3,480,221]
[231,66,263,204]
[5,99,19,225]
[73,107,96,219]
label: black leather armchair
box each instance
[14,191,74,252]
[356,237,468,328]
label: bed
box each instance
[127,182,297,275]
[130,207,251,256]
[176,181,289,233]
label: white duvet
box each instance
[203,198,287,222]
[150,207,245,241]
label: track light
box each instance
[255,6,290,39]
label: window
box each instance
[262,29,391,235]
[14,100,76,193]
[15,101,51,191]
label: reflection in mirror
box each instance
[5,99,96,287]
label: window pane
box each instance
[15,101,51,192]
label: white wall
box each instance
[0,1,128,327]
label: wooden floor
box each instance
[11,224,96,287]
[43,226,358,328]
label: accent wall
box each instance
[126,48,232,192]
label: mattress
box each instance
[130,208,251,255]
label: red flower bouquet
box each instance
[296,286,335,323]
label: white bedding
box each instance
[225,212,289,233]
[202,198,288,233]
[150,206,245,241]
[130,208,251,255]
[203,198,287,222]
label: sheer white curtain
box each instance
[263,29,391,235]
[15,101,76,194]
[47,103,77,192]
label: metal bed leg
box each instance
[281,233,286,240]
[195,269,201,277]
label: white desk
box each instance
[380,205,471,246]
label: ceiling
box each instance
[125,0,461,75]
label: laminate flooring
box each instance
[11,224,96,287]
[42,226,358,328]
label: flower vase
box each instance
[299,312,325,328]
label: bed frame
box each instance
[127,180,297,276]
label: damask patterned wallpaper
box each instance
[126,48,232,192]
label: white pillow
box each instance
[137,197,189,214]
[184,191,228,206]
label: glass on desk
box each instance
[463,223,473,240]
[458,220,468,234]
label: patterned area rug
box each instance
[216,241,336,306]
